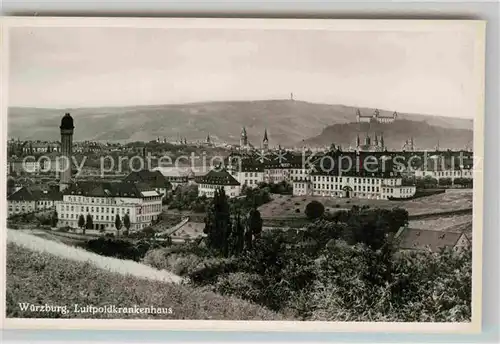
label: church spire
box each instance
[262,129,269,151]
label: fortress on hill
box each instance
[356,109,398,124]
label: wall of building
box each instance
[57,194,162,231]
[198,183,241,198]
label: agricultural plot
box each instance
[258,191,473,218]
[409,214,473,231]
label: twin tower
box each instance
[59,113,74,192]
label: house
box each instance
[57,181,162,231]
[123,170,172,199]
[228,163,265,188]
[151,167,195,188]
[195,168,241,198]
[394,226,471,252]
[7,186,62,217]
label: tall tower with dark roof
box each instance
[262,129,269,151]
[240,127,248,148]
[59,113,74,192]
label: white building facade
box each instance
[196,168,241,198]
[292,173,416,200]
[57,182,162,231]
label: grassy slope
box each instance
[6,243,284,320]
[258,191,473,218]
[8,100,472,146]
[8,229,183,284]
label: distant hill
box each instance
[302,119,473,150]
[8,100,473,147]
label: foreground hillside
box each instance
[6,243,284,320]
[303,119,473,150]
[8,100,472,146]
[8,229,182,284]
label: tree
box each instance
[123,213,131,237]
[78,214,85,233]
[247,207,263,240]
[203,188,232,257]
[85,213,93,235]
[229,212,245,256]
[305,200,325,220]
[115,214,122,238]
[50,210,58,228]
[438,177,452,186]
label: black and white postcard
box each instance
[0,17,485,333]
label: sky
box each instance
[9,24,480,118]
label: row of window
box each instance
[199,184,237,190]
[313,183,381,193]
[36,201,53,206]
[8,206,34,213]
[59,213,157,223]
[312,191,383,199]
[66,196,118,205]
[61,205,131,214]
[243,172,261,177]
[434,171,472,177]
[312,176,396,185]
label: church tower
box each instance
[59,113,74,192]
[240,127,248,148]
[262,129,269,151]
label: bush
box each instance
[214,272,265,304]
[83,238,155,261]
[305,201,325,220]
[143,250,201,276]
[188,257,240,285]
[57,226,70,233]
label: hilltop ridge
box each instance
[8,100,473,147]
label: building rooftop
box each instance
[395,227,470,252]
[7,186,63,202]
[195,168,240,186]
[63,181,160,198]
[123,170,171,189]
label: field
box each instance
[258,190,473,218]
[6,243,283,320]
[408,214,472,231]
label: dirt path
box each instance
[7,229,183,284]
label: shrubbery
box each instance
[83,237,162,262]
[305,200,325,220]
[158,200,471,322]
